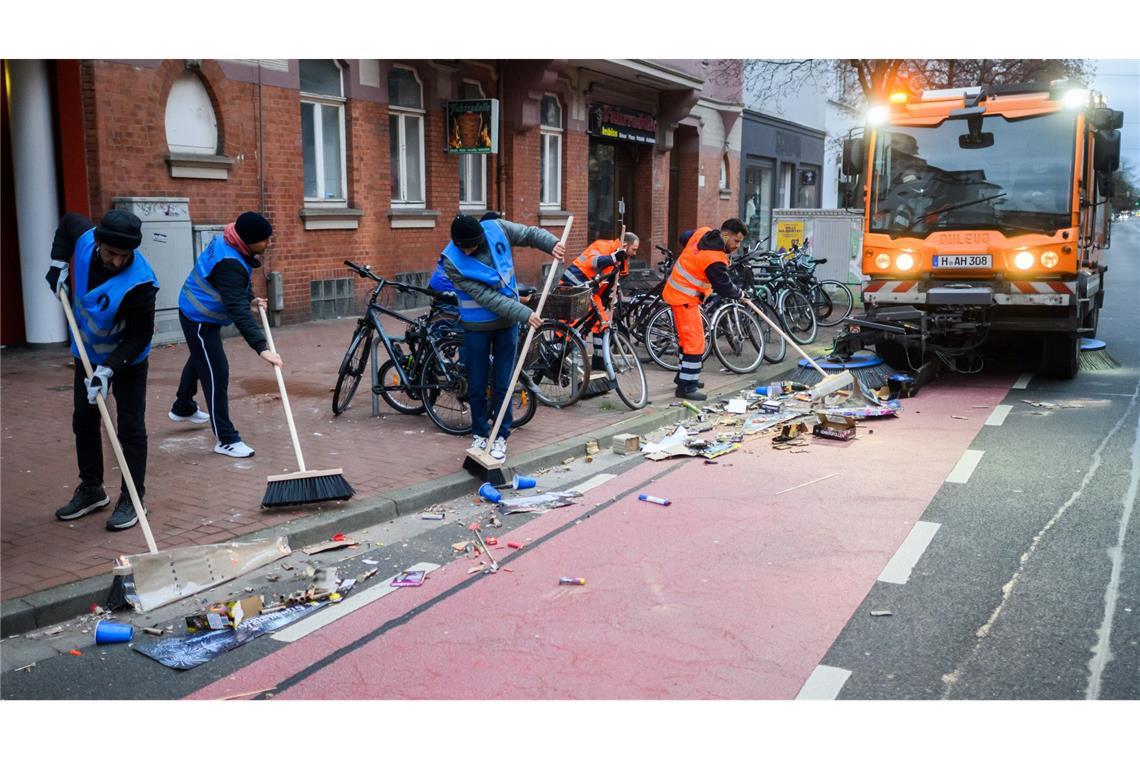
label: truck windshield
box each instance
[869,111,1076,237]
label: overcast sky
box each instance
[1090,59,1140,179]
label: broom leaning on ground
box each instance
[258,306,353,507]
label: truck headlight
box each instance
[1014,251,1035,270]
[895,253,915,271]
[875,253,891,269]
[1040,251,1059,268]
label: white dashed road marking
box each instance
[946,450,985,484]
[985,405,1013,426]
[796,665,852,699]
[1013,373,1033,390]
[878,521,941,585]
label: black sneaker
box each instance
[106,493,146,531]
[55,484,110,521]
[674,387,707,401]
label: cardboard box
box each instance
[227,595,264,627]
[612,434,640,455]
[812,413,857,441]
[760,400,784,414]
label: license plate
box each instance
[933,254,992,268]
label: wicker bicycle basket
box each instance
[541,285,593,321]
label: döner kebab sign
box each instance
[588,103,657,145]
[446,99,500,154]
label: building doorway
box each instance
[588,139,637,242]
[743,159,775,247]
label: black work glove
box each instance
[84,365,113,405]
[614,249,630,263]
[46,260,69,295]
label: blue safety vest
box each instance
[427,257,456,293]
[440,220,518,325]
[70,229,159,365]
[179,236,252,325]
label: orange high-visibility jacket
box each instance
[662,227,728,306]
[563,239,627,285]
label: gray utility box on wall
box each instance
[112,197,194,345]
[770,209,865,285]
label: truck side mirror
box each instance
[842,137,865,176]
[1098,173,1116,199]
[1092,108,1125,131]
[1095,130,1121,173]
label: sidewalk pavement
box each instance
[1,313,834,626]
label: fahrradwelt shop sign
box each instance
[588,103,657,145]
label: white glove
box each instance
[84,365,113,405]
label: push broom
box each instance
[741,298,854,401]
[463,215,575,486]
[259,306,354,507]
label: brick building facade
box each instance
[1,59,742,344]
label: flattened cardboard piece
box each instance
[121,536,291,613]
[301,538,359,555]
[813,413,857,441]
[496,490,582,514]
[725,398,749,414]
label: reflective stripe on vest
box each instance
[69,228,159,365]
[179,236,252,325]
[440,219,517,324]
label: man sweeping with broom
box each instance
[441,214,565,462]
[46,210,159,531]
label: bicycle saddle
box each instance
[812,258,828,265]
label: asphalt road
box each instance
[4,221,1137,701]
[828,218,1140,699]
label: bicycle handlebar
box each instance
[344,260,457,303]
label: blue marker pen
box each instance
[638,494,671,506]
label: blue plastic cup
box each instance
[94,620,133,644]
[478,482,502,503]
[512,474,537,490]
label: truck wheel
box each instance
[1043,332,1080,379]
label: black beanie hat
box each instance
[94,209,143,250]
[697,229,726,252]
[451,214,485,249]
[235,211,273,246]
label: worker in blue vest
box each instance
[172,212,283,458]
[46,209,159,531]
[440,214,565,461]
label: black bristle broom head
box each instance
[462,453,514,487]
[262,469,354,508]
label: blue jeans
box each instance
[464,325,518,439]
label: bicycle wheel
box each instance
[523,321,588,408]
[608,329,648,409]
[813,280,854,327]
[419,337,473,435]
[754,299,787,363]
[509,384,537,428]
[778,288,818,345]
[377,359,425,414]
[332,324,372,416]
[712,303,765,374]
[644,305,712,371]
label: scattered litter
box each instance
[772,422,810,445]
[951,416,969,420]
[489,516,503,528]
[361,558,379,565]
[700,442,739,459]
[812,413,857,441]
[301,536,358,555]
[726,398,749,414]
[43,626,65,638]
[359,568,379,582]
[774,472,840,495]
[219,687,275,701]
[507,541,524,549]
[452,541,474,553]
[484,537,499,546]
[870,610,893,617]
[497,490,581,514]
[511,474,537,490]
[420,513,445,520]
[585,439,599,456]
[644,426,689,454]
[639,494,671,506]
[392,571,426,587]
[478,482,503,503]
[69,650,82,656]
[14,663,36,672]
[467,567,482,575]
[817,402,899,419]
[142,627,165,636]
[559,577,586,586]
[562,457,576,465]
[972,405,990,409]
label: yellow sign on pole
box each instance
[776,221,804,252]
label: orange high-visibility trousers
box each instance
[671,303,705,356]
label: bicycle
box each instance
[784,239,854,328]
[333,260,535,434]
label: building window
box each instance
[389,65,425,206]
[719,154,730,191]
[796,164,821,208]
[540,94,563,208]
[165,71,218,154]
[458,80,487,209]
[300,60,346,204]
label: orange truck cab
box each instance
[838,81,1124,378]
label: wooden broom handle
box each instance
[58,289,158,554]
[486,215,574,445]
[259,307,306,472]
[741,297,829,379]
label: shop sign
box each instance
[588,103,657,145]
[446,99,499,154]
[800,169,817,186]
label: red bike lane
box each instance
[189,375,1013,700]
